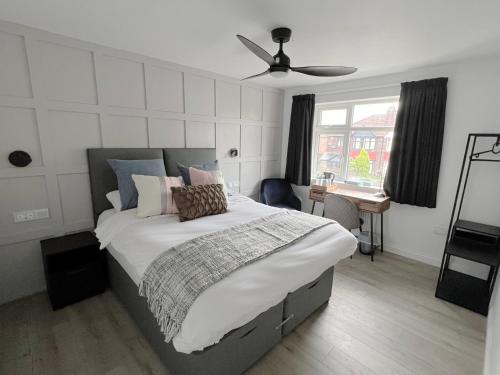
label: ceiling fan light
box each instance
[269,70,289,78]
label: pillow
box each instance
[177,160,219,185]
[188,167,229,199]
[107,159,166,210]
[132,175,182,218]
[171,184,227,222]
[105,190,122,211]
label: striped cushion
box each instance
[132,175,183,218]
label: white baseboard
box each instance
[0,284,46,306]
[382,244,441,268]
[384,244,491,279]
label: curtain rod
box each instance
[291,82,401,97]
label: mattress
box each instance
[95,194,357,354]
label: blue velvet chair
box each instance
[260,178,301,210]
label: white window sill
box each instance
[313,180,382,194]
[335,181,380,192]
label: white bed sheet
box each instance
[95,194,357,354]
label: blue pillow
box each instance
[177,160,219,185]
[107,159,166,210]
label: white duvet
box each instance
[95,194,357,354]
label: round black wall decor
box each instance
[8,150,32,167]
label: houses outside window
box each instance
[353,137,362,149]
[367,138,376,150]
[313,98,399,188]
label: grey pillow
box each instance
[177,160,219,185]
[107,159,166,210]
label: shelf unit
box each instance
[435,133,500,316]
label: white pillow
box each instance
[132,175,183,218]
[106,190,122,211]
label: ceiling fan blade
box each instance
[237,35,275,66]
[291,66,357,77]
[241,70,270,81]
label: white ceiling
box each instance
[2,0,500,88]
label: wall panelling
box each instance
[0,20,284,304]
[0,30,32,98]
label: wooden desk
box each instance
[309,186,390,261]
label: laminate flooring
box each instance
[0,251,486,375]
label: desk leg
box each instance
[311,201,316,215]
[370,213,374,262]
[380,212,384,253]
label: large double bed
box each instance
[87,148,357,375]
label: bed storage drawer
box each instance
[282,266,334,336]
[173,301,284,375]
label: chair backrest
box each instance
[261,178,292,205]
[323,194,360,231]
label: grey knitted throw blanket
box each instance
[138,210,333,343]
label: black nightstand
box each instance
[41,231,106,310]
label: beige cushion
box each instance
[189,167,229,199]
[132,175,182,218]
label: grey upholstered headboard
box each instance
[87,147,216,225]
[162,148,216,177]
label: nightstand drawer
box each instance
[48,258,106,309]
[45,245,100,274]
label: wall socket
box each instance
[13,208,50,223]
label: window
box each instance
[320,108,347,126]
[312,98,398,188]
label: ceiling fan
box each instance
[237,27,357,80]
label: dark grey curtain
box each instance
[285,94,315,186]
[384,77,448,208]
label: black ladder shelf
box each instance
[435,134,500,316]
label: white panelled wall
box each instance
[0,20,284,304]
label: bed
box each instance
[87,148,357,375]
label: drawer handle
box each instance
[66,267,88,275]
[239,326,257,339]
[308,281,320,289]
[275,314,294,330]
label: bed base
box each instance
[106,252,334,375]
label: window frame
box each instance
[312,96,399,187]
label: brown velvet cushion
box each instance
[171,184,228,222]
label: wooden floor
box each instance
[1,251,486,375]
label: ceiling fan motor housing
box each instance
[270,65,289,74]
[272,50,290,69]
